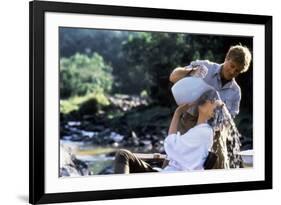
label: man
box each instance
[169,44,252,133]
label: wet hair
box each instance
[196,91,243,168]
[207,104,225,129]
[195,89,223,129]
[196,89,220,106]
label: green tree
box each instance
[122,32,189,104]
[60,52,113,99]
[121,32,235,105]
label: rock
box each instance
[81,130,97,138]
[68,121,81,126]
[92,125,106,132]
[78,98,99,116]
[98,165,114,175]
[62,136,72,141]
[151,135,159,142]
[98,128,111,138]
[140,140,153,152]
[144,134,152,140]
[131,131,140,146]
[112,142,119,148]
[82,115,96,121]
[68,134,86,142]
[108,94,149,112]
[109,132,124,143]
[154,140,165,153]
[60,144,91,177]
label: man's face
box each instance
[222,58,243,80]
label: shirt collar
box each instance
[212,64,223,77]
[213,64,235,89]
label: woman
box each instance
[114,89,223,174]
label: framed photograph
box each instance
[29,0,272,204]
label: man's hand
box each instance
[188,65,208,78]
[169,66,193,83]
[169,64,208,83]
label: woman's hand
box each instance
[175,103,195,115]
[168,103,195,135]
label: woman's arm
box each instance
[168,111,181,135]
[168,103,194,135]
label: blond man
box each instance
[169,44,252,134]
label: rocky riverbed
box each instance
[60,94,172,176]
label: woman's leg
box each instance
[114,149,158,174]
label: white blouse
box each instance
[162,123,213,172]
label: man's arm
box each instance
[230,92,241,118]
[169,66,193,84]
[169,62,209,84]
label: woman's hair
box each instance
[196,89,220,106]
[207,104,225,130]
[195,89,224,129]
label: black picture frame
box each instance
[29,0,272,204]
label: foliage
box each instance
[60,28,253,113]
[60,91,110,115]
[60,52,113,99]
[122,32,226,104]
[59,28,132,93]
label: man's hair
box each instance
[225,44,252,73]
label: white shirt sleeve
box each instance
[164,124,213,170]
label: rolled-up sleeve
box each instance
[188,60,217,80]
[229,90,241,117]
[164,132,181,160]
[190,60,211,68]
